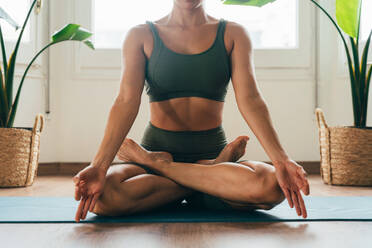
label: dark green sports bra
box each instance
[144,18,231,102]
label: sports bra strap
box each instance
[146,20,162,50]
[218,18,227,51]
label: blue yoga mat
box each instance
[0,196,372,223]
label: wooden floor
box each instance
[1,175,372,248]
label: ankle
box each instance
[142,154,167,168]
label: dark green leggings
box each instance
[120,121,247,210]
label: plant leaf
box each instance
[5,51,15,110]
[363,65,372,126]
[0,26,8,76]
[349,36,363,126]
[51,24,94,50]
[0,7,20,30]
[7,23,95,126]
[4,0,37,127]
[336,0,362,38]
[70,27,92,41]
[349,37,360,87]
[83,40,95,50]
[366,65,372,97]
[51,24,80,43]
[360,30,372,91]
[0,65,8,127]
[358,30,371,126]
[221,0,276,7]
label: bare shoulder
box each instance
[121,23,151,50]
[224,20,253,50]
[225,20,251,39]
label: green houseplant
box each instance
[221,0,372,185]
[0,0,94,127]
[0,0,95,187]
[221,0,371,128]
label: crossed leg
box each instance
[92,136,249,216]
[92,136,285,216]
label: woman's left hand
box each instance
[273,158,310,218]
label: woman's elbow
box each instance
[237,94,266,109]
[115,93,141,106]
[112,96,141,113]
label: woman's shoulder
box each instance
[121,22,155,48]
[224,20,249,37]
[224,20,253,46]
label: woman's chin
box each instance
[174,0,203,9]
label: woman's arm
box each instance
[228,23,288,165]
[228,22,310,218]
[92,25,147,173]
[72,25,148,222]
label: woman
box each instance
[73,0,310,222]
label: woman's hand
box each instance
[273,158,310,218]
[72,164,107,222]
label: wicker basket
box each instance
[0,113,44,187]
[315,108,372,186]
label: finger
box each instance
[74,185,82,201]
[78,181,88,197]
[291,190,301,216]
[296,168,310,195]
[296,190,307,218]
[301,178,310,196]
[75,197,87,222]
[297,169,310,195]
[79,180,86,186]
[82,195,93,220]
[89,194,100,212]
[282,187,293,208]
[72,175,80,185]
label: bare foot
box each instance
[117,138,173,165]
[213,135,250,164]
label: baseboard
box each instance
[37,161,320,176]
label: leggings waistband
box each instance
[140,121,228,163]
[147,122,224,136]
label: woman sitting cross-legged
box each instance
[72,0,310,222]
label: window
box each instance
[0,0,31,43]
[361,0,372,41]
[93,0,297,49]
[74,0,313,79]
[0,0,40,67]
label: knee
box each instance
[259,169,285,206]
[104,166,135,191]
[91,197,114,216]
[244,167,285,207]
[91,190,135,216]
[91,175,135,216]
[105,171,122,189]
[106,164,132,184]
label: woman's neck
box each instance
[166,3,209,28]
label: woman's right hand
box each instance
[73,164,107,222]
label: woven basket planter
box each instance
[315,108,372,186]
[0,113,44,187]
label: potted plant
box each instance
[0,0,95,187]
[221,0,372,185]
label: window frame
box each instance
[72,0,315,80]
[1,0,44,78]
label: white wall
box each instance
[11,0,371,166]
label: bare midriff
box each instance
[149,97,224,131]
